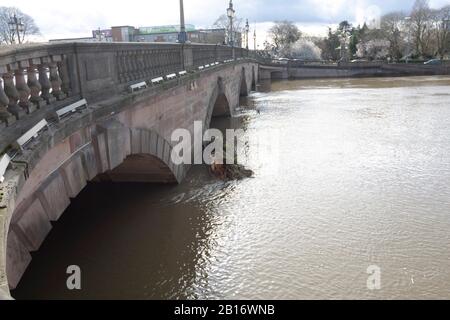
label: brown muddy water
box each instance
[13,76,450,300]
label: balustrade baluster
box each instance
[58,58,71,96]
[148,50,156,79]
[141,51,149,78]
[125,52,133,82]
[137,51,145,79]
[0,77,16,126]
[49,61,66,101]
[15,63,36,114]
[27,59,46,109]
[2,71,25,120]
[162,50,168,74]
[118,52,126,83]
[132,51,140,80]
[145,50,153,77]
[155,51,162,78]
[128,51,135,81]
[39,61,56,104]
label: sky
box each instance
[2,0,450,47]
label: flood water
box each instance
[13,76,450,300]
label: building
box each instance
[110,26,135,42]
[98,25,242,46]
[50,25,243,46]
[198,28,242,46]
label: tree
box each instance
[317,27,341,61]
[213,14,244,33]
[357,39,390,60]
[338,21,352,34]
[410,0,434,57]
[432,5,450,58]
[284,39,322,60]
[268,21,301,53]
[349,24,369,57]
[0,7,40,44]
[213,14,244,46]
[381,12,407,60]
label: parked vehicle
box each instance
[274,58,289,65]
[424,59,442,65]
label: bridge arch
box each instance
[204,77,231,129]
[4,124,182,292]
[252,66,257,91]
[240,67,249,97]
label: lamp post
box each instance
[8,14,24,44]
[227,0,235,47]
[253,29,256,51]
[178,0,187,44]
[245,19,250,50]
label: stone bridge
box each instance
[0,43,260,299]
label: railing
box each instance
[0,43,75,127]
[0,42,261,129]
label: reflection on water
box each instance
[13,76,450,300]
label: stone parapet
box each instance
[0,42,262,131]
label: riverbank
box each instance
[260,62,450,80]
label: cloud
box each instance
[1,0,449,40]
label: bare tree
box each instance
[285,39,322,60]
[381,11,407,60]
[213,14,244,32]
[410,0,434,57]
[0,7,40,44]
[432,5,450,58]
[268,21,301,53]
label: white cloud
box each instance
[2,0,449,41]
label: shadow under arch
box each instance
[240,67,249,97]
[204,77,232,130]
[251,66,257,91]
[5,126,181,292]
[97,128,181,184]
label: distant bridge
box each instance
[0,43,260,299]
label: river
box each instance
[13,76,450,300]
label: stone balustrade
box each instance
[0,43,75,128]
[0,43,261,131]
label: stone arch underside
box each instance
[204,78,232,130]
[252,66,257,91]
[5,124,182,292]
[240,67,249,97]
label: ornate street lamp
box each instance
[227,0,235,47]
[8,14,24,44]
[245,19,250,50]
[178,0,187,44]
[253,29,257,51]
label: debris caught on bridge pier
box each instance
[209,144,254,181]
[210,162,254,181]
